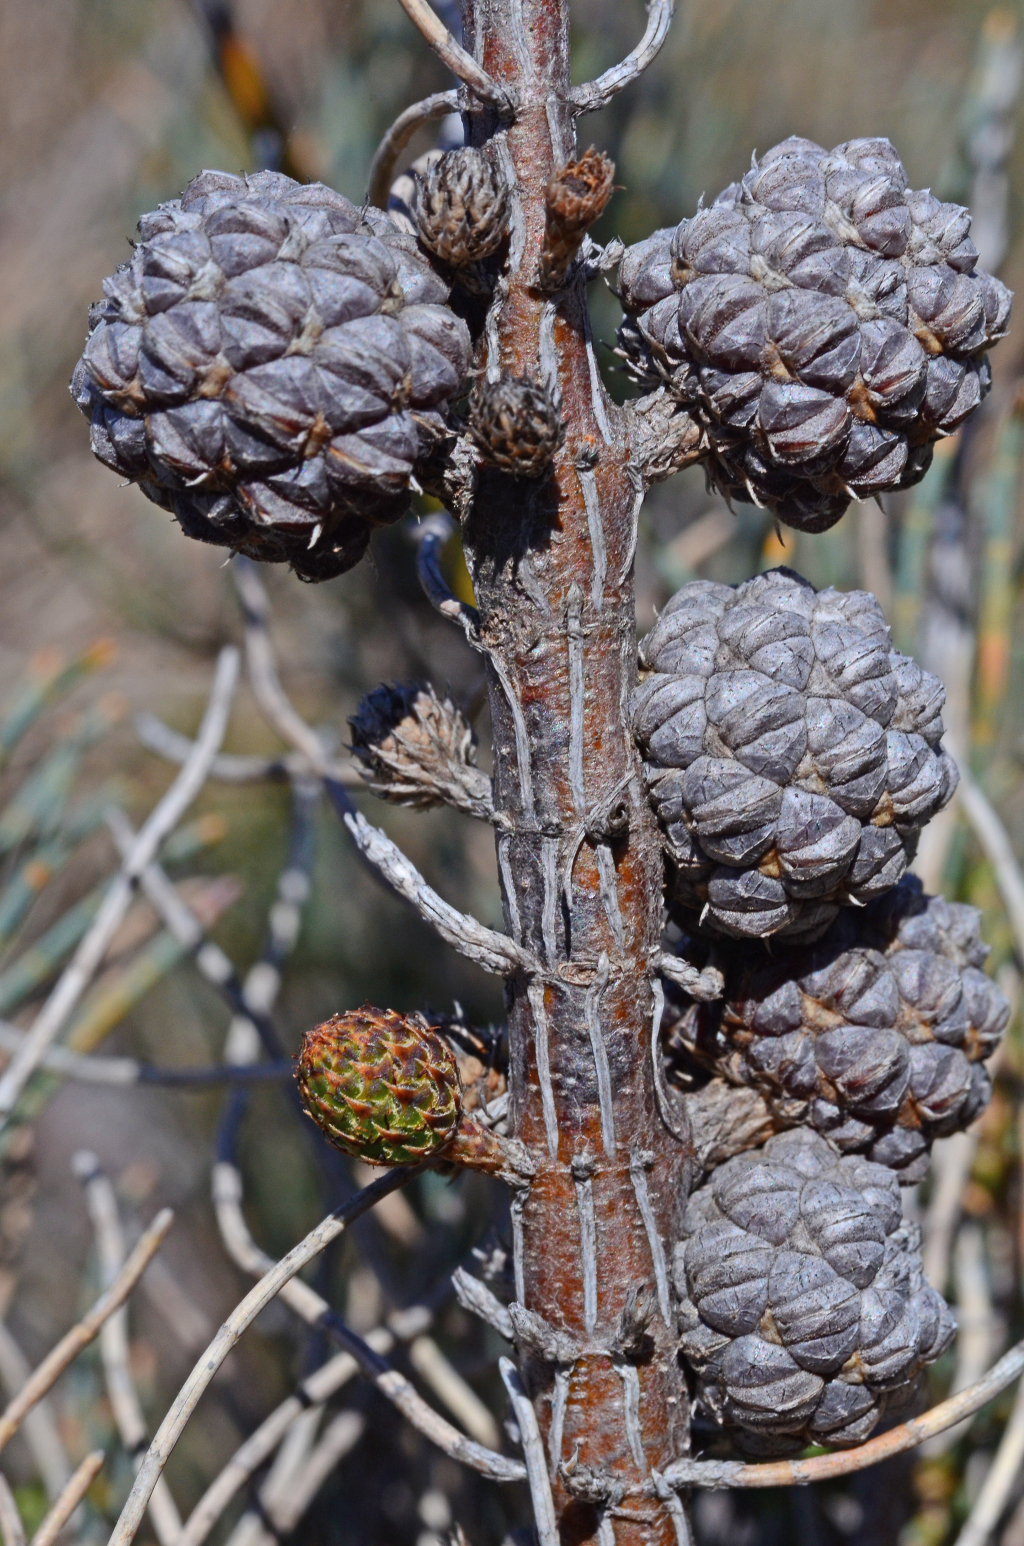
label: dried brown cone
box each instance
[537,147,615,290]
[468,374,565,477]
[412,147,510,269]
[348,681,493,821]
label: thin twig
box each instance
[232,1411,366,1546]
[0,1211,172,1460]
[655,951,724,1003]
[212,1161,509,1455]
[954,1372,1024,1546]
[367,89,459,208]
[923,1130,980,1293]
[29,1451,104,1546]
[0,647,239,1126]
[0,1323,71,1501]
[393,0,513,110]
[177,1350,370,1546]
[74,1154,181,1545]
[659,1334,1024,1491]
[923,1223,996,1457]
[568,0,674,113]
[341,809,532,975]
[106,1171,422,1546]
[957,768,1024,966]
[232,563,331,775]
[499,1359,558,1546]
[0,1475,24,1546]
[135,712,360,787]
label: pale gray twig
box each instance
[135,711,360,787]
[73,1154,182,1546]
[0,1212,172,1461]
[29,1451,104,1546]
[923,1130,980,1293]
[924,1223,997,1457]
[655,951,724,1002]
[367,90,459,208]
[341,809,532,975]
[0,1474,24,1546]
[451,1267,514,1341]
[499,1360,558,1546]
[568,0,674,112]
[393,0,513,109]
[106,1170,422,1546]
[212,1162,503,1451]
[660,1335,1024,1491]
[177,1350,371,1546]
[957,769,1024,968]
[0,1322,70,1501]
[0,647,239,1125]
[954,1372,1024,1546]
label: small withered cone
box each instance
[468,374,565,478]
[348,681,493,820]
[412,147,510,269]
[538,147,615,290]
[297,1006,505,1171]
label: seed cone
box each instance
[676,1128,955,1455]
[297,1006,507,1171]
[468,374,564,477]
[412,148,509,268]
[348,682,493,820]
[666,878,1009,1183]
[632,568,958,940]
[72,170,472,582]
[617,136,1012,533]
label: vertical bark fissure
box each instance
[459,2,692,1540]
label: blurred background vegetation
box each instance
[3,0,1024,1543]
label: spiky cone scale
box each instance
[297,1006,506,1171]
[617,136,1012,533]
[348,681,493,820]
[467,374,565,477]
[537,147,615,290]
[675,1129,955,1456]
[632,568,959,939]
[72,170,471,582]
[412,147,510,269]
[665,878,1009,1182]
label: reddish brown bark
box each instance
[458,4,692,1541]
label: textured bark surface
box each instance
[458,4,691,1541]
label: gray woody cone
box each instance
[618,136,1011,533]
[72,170,471,582]
[675,1128,955,1455]
[665,878,1009,1183]
[632,568,958,940]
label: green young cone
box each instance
[297,1005,462,1166]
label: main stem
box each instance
[458,4,691,1541]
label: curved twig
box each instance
[135,712,360,787]
[957,768,1024,966]
[106,1171,423,1546]
[0,1475,24,1546]
[0,1211,172,1460]
[74,1156,181,1545]
[659,1334,1024,1491]
[29,1451,104,1546]
[0,646,239,1126]
[368,89,459,209]
[499,1360,558,1546]
[393,0,513,112]
[212,1162,507,1460]
[341,808,533,976]
[568,0,674,114]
